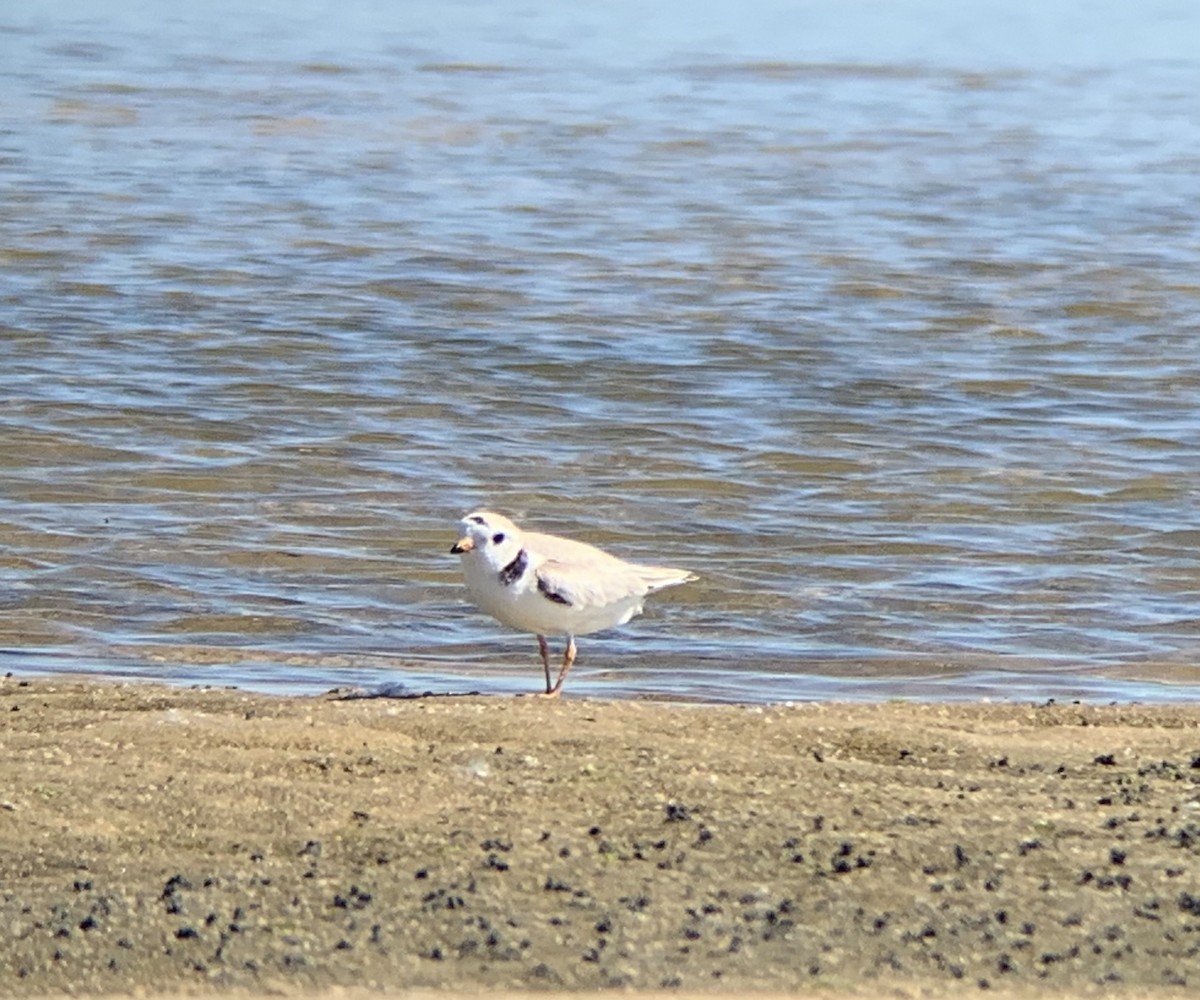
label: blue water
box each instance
[2,1,1199,702]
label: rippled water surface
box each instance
[3,1,1199,702]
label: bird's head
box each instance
[450,510,524,570]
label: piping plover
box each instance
[450,510,697,697]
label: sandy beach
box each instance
[2,673,1198,999]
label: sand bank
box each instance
[2,675,1198,998]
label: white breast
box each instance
[462,554,646,637]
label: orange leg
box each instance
[546,635,577,697]
[523,635,576,698]
[536,634,552,693]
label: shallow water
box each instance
[3,1,1200,702]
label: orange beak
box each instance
[450,536,474,554]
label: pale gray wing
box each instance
[525,531,695,608]
[533,556,694,610]
[532,558,649,610]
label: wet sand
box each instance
[2,673,1199,999]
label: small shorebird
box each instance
[450,510,696,697]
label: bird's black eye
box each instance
[492,532,505,545]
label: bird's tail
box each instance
[639,565,698,592]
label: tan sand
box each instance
[2,674,1199,999]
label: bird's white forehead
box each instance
[460,510,518,535]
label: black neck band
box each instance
[499,549,528,586]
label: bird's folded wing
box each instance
[534,559,645,610]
